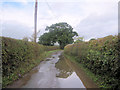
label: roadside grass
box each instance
[3,49,61,88]
[64,35,119,89]
[64,53,110,88]
[44,49,62,58]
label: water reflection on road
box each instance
[7,51,85,88]
[55,54,85,88]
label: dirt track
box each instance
[7,51,97,88]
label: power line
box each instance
[44,0,60,23]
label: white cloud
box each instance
[1,0,118,40]
[2,21,33,39]
[1,0,118,3]
[76,13,118,40]
[2,6,34,28]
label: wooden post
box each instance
[34,0,38,43]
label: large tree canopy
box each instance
[38,22,78,49]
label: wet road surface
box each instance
[7,51,97,88]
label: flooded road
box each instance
[7,51,97,88]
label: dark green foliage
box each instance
[90,38,96,41]
[38,22,78,49]
[64,35,120,89]
[38,33,55,46]
[2,37,59,87]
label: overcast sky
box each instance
[0,0,119,41]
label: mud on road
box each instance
[7,51,97,88]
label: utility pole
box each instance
[34,0,38,43]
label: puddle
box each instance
[7,51,97,88]
[55,54,85,88]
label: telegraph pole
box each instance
[34,0,38,43]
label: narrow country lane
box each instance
[7,51,96,88]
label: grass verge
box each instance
[44,49,62,58]
[64,53,109,88]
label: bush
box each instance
[2,37,59,87]
[64,35,120,89]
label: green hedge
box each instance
[64,35,120,89]
[2,37,59,87]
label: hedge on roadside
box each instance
[64,35,120,89]
[2,37,59,87]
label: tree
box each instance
[22,37,29,42]
[38,33,55,46]
[38,22,78,49]
[74,36,84,43]
[90,38,96,41]
[29,30,41,42]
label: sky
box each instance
[0,0,119,41]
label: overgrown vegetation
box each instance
[2,37,59,87]
[64,35,120,89]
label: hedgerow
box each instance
[64,35,120,89]
[2,37,59,87]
